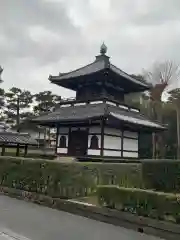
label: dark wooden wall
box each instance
[76,85,124,103]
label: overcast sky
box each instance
[1,0,180,98]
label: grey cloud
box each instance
[1,0,75,32]
[1,0,180,94]
[0,0,82,63]
[111,0,180,25]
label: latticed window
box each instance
[90,135,99,149]
[59,136,66,148]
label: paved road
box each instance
[0,195,163,240]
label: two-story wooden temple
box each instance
[33,44,165,159]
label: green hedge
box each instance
[97,185,180,223]
[142,160,180,192]
[0,157,142,199]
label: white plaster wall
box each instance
[89,126,101,134]
[88,134,101,148]
[104,127,122,136]
[61,104,71,107]
[88,149,101,155]
[103,150,121,157]
[57,148,68,154]
[74,102,86,106]
[90,101,103,104]
[123,138,138,151]
[124,131,138,139]
[123,151,138,158]
[104,135,121,150]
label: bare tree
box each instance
[144,61,180,158]
[145,61,180,100]
[168,88,180,159]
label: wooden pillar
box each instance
[16,144,20,156]
[152,132,156,159]
[67,127,71,156]
[138,131,140,159]
[48,127,51,147]
[1,145,5,156]
[38,131,40,148]
[100,118,104,157]
[55,125,59,155]
[121,130,124,158]
[24,145,28,157]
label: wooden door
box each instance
[68,130,88,156]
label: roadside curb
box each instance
[0,186,179,240]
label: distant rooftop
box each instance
[0,131,38,146]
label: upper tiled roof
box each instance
[50,60,106,80]
[49,45,150,91]
[109,64,148,87]
[50,60,148,88]
[32,102,165,131]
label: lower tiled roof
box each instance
[32,102,165,130]
[110,112,164,129]
[33,102,107,122]
[0,132,38,145]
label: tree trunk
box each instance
[156,101,164,159]
[176,108,180,159]
[158,133,165,159]
[150,101,157,159]
[151,101,162,159]
[16,97,20,132]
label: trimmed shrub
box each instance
[85,162,143,188]
[142,160,180,192]
[97,185,180,223]
[0,156,142,199]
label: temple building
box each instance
[33,44,165,159]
